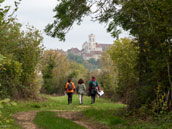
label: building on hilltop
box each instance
[81,34,112,60]
[82,34,102,53]
[67,34,112,60]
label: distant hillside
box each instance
[67,53,100,71]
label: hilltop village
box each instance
[66,34,112,60]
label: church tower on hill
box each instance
[82,34,102,53]
[67,34,112,61]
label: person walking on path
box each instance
[65,79,75,105]
[89,76,100,104]
[76,79,86,105]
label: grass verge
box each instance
[33,111,86,129]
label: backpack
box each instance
[68,83,73,90]
[92,81,97,89]
[90,81,97,94]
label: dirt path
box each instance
[14,111,39,129]
[14,110,109,129]
[55,110,109,129]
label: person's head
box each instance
[92,76,95,80]
[68,78,72,83]
[78,79,84,84]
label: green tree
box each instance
[107,38,139,107]
[98,52,117,100]
[46,0,172,112]
[88,58,100,69]
[68,54,84,64]
[0,57,22,98]
[0,17,43,99]
[41,50,88,94]
[41,50,70,94]
[68,62,88,85]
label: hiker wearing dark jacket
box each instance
[89,76,100,104]
[76,79,86,104]
[65,79,75,104]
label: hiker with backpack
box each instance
[65,79,75,105]
[76,79,86,105]
[89,76,100,104]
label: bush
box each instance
[0,18,43,99]
[0,57,22,98]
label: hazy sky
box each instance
[4,0,129,51]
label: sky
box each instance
[4,0,129,51]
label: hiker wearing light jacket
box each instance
[89,76,100,104]
[65,79,75,105]
[76,79,86,105]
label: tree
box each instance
[41,50,70,94]
[41,50,88,94]
[98,52,117,100]
[0,8,43,99]
[46,0,172,112]
[88,58,100,69]
[68,62,88,85]
[67,54,99,70]
[68,54,84,64]
[107,38,139,107]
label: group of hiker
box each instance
[65,76,100,105]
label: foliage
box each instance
[108,1,172,112]
[98,52,117,100]
[0,16,43,99]
[45,0,90,41]
[41,50,69,94]
[88,58,100,69]
[68,53,84,64]
[41,50,88,94]
[108,0,172,112]
[0,57,22,98]
[68,62,88,85]
[0,0,10,22]
[107,38,139,105]
[46,0,172,41]
[98,38,139,104]
[0,0,21,22]
[68,54,100,71]
[46,0,172,113]
[0,98,17,128]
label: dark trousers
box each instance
[91,94,96,104]
[67,93,73,104]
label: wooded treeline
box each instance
[68,54,100,70]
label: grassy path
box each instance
[11,95,124,129]
[14,111,38,129]
[1,94,172,129]
[14,110,109,129]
